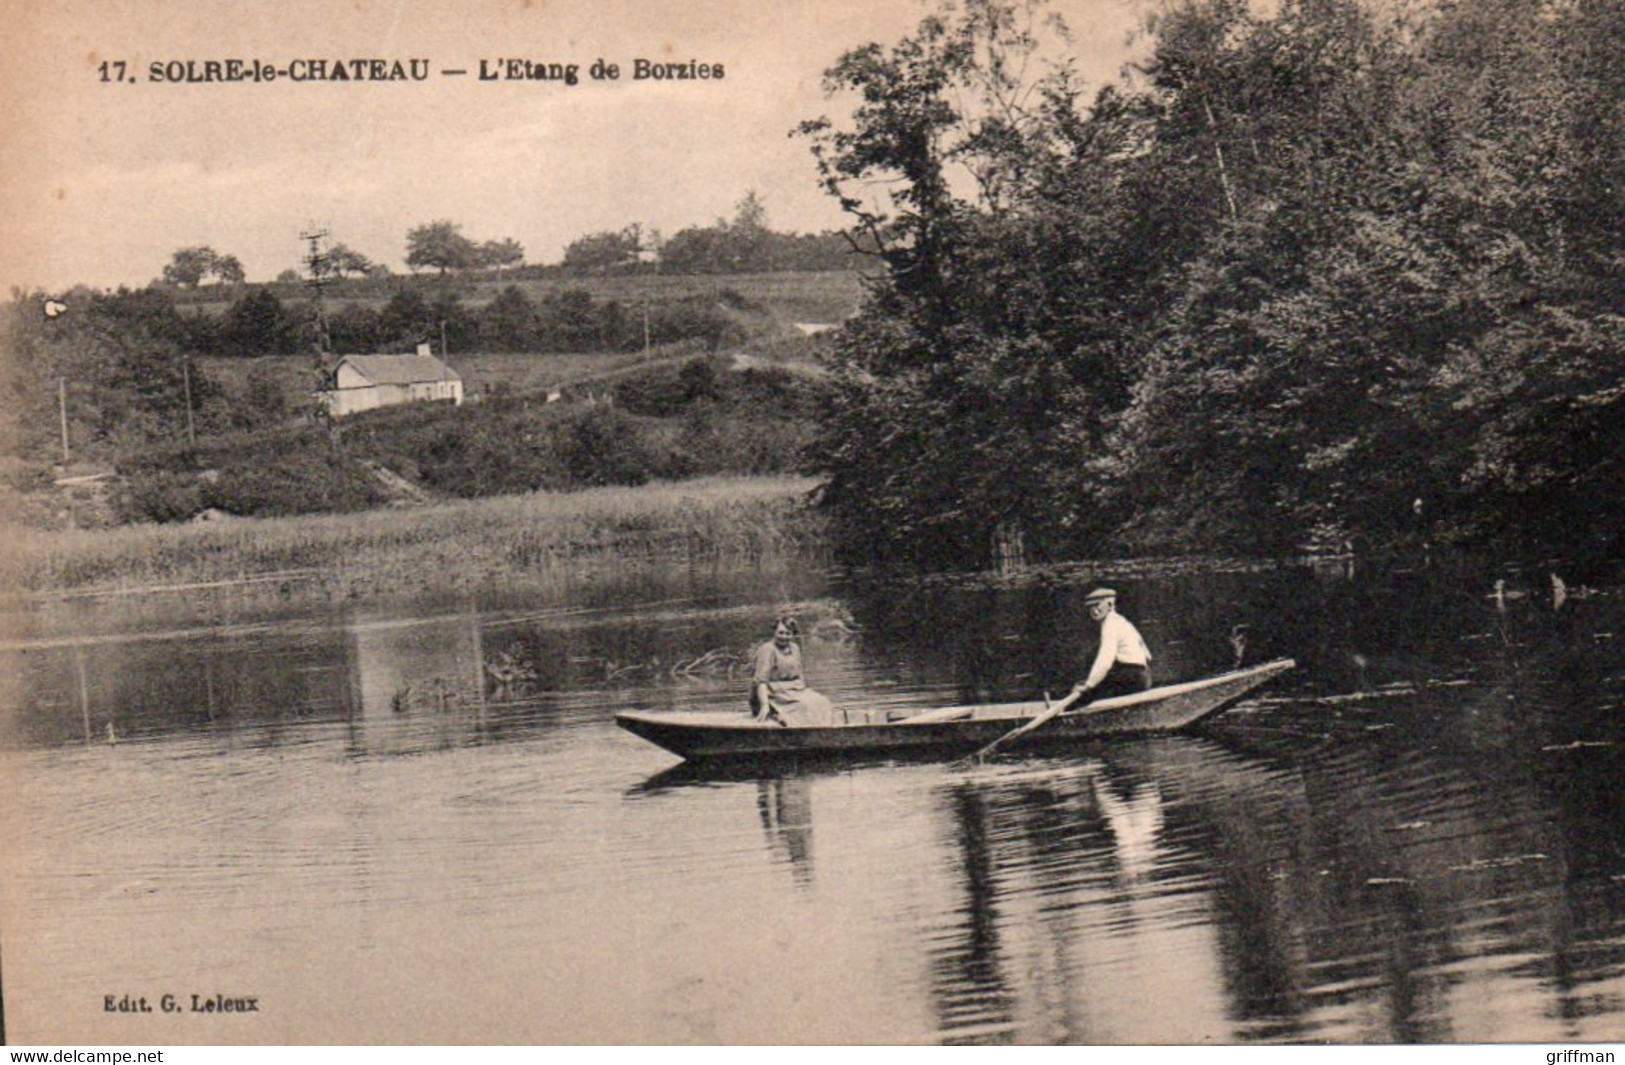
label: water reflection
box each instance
[2,555,1623,1044]
[757,776,815,887]
[655,724,1622,1045]
[931,784,1017,1044]
[345,611,488,756]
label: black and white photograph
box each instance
[2,0,1623,1047]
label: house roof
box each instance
[336,353,461,385]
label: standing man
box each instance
[1072,588,1153,703]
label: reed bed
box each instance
[6,475,826,602]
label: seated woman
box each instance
[750,616,839,727]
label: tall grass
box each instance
[6,475,827,601]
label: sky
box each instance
[0,0,1153,293]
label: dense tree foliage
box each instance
[405,220,482,274]
[804,0,1625,568]
[405,220,475,274]
[160,246,244,287]
[326,243,375,278]
[561,226,645,274]
[561,199,860,276]
[1,288,228,461]
[219,289,297,357]
[659,196,859,273]
[477,237,526,275]
[109,356,825,520]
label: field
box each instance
[6,474,826,603]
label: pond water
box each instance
[2,555,1622,1044]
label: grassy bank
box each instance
[6,475,826,602]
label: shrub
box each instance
[201,451,388,517]
[553,404,657,487]
[115,470,204,523]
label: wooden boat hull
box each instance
[616,658,1295,762]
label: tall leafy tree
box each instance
[161,247,220,287]
[327,243,375,278]
[477,238,526,276]
[803,0,1625,566]
[801,0,1147,565]
[212,254,246,285]
[405,220,478,275]
[562,227,642,274]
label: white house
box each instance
[317,344,463,418]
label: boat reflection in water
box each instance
[640,714,1622,1045]
[917,741,1277,1043]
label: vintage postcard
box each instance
[2,0,1622,1049]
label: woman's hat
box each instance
[1084,588,1117,604]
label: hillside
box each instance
[3,269,859,530]
[171,270,866,331]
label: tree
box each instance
[732,190,768,233]
[477,238,525,276]
[160,247,248,286]
[480,286,539,352]
[429,293,477,354]
[799,0,1124,566]
[561,227,641,274]
[83,290,223,447]
[328,302,382,353]
[220,289,295,357]
[212,254,246,285]
[1095,0,1435,550]
[1098,0,1625,556]
[541,288,601,350]
[405,220,478,275]
[793,0,1625,566]
[376,289,435,347]
[658,226,726,273]
[161,246,219,287]
[327,243,375,278]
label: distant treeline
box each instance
[555,195,864,276]
[150,195,863,299]
[204,285,745,358]
[808,0,1625,568]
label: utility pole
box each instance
[639,225,661,355]
[300,226,334,365]
[301,226,339,439]
[58,377,70,463]
[181,357,196,445]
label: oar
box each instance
[961,687,1087,764]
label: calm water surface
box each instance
[2,557,1622,1044]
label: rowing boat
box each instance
[616,658,1295,763]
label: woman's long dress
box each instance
[750,641,838,727]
